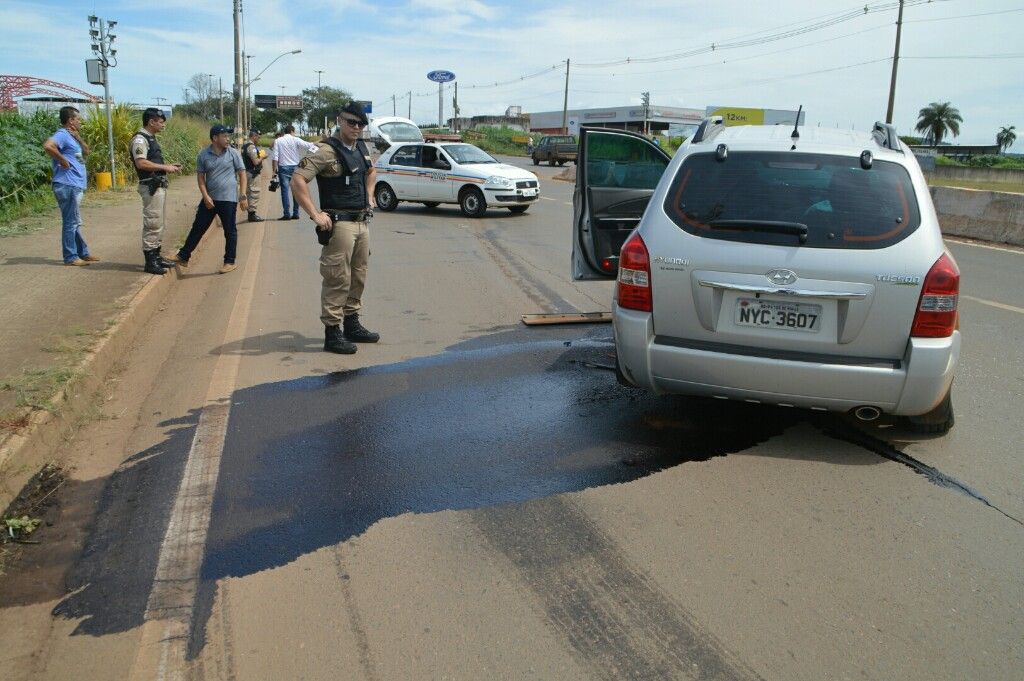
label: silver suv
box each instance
[572,120,960,433]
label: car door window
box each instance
[391,145,420,166]
[587,135,667,189]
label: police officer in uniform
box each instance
[241,129,265,222]
[131,108,182,274]
[291,102,379,354]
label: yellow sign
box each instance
[709,107,765,126]
[512,135,530,143]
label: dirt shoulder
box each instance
[0,177,202,420]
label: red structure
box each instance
[0,75,100,111]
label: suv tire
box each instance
[532,155,539,166]
[459,187,486,218]
[374,183,398,212]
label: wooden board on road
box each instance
[521,312,612,326]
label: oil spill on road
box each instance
[199,326,802,584]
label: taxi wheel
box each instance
[508,206,529,215]
[375,183,398,212]
[459,188,486,218]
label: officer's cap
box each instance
[248,128,260,136]
[209,124,234,138]
[339,101,368,125]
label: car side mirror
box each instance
[433,160,450,170]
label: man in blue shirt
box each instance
[167,125,247,274]
[42,106,96,266]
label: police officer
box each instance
[131,108,182,274]
[241,129,265,222]
[291,102,379,354]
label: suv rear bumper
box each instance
[613,306,959,416]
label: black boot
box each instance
[324,325,357,354]
[343,314,380,343]
[248,212,264,222]
[155,248,176,268]
[143,249,166,275]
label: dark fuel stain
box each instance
[200,327,801,583]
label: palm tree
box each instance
[996,125,1016,153]
[915,102,963,146]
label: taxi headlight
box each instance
[487,176,515,188]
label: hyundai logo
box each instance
[766,269,797,285]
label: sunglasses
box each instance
[342,117,366,128]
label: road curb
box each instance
[0,240,202,512]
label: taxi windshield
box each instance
[442,144,497,164]
[378,122,423,142]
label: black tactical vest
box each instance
[316,139,369,211]
[242,142,261,175]
[134,131,165,181]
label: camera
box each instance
[269,177,279,192]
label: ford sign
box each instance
[427,70,456,83]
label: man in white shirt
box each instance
[271,125,319,220]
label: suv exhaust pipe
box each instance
[853,406,882,422]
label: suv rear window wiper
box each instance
[708,219,809,244]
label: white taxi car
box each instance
[373,142,540,217]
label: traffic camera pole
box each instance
[885,0,904,125]
[98,21,116,183]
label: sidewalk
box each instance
[0,171,270,472]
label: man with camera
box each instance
[291,102,378,355]
[130,108,182,275]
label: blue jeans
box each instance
[277,165,299,217]
[178,200,239,264]
[53,182,89,263]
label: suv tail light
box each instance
[617,232,652,312]
[911,253,960,338]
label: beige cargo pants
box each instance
[246,170,261,213]
[320,219,369,326]
[138,184,166,251]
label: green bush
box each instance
[462,126,542,157]
[0,110,59,214]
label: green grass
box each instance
[0,186,56,236]
[460,127,533,157]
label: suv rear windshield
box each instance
[663,152,921,249]
[547,136,575,144]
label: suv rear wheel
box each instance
[905,388,954,434]
[532,155,539,166]
[459,187,486,218]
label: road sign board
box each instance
[277,95,303,110]
[254,94,277,109]
[355,99,372,114]
[427,70,456,83]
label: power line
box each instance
[905,7,1024,23]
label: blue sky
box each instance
[3,0,1022,144]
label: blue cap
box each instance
[209,124,234,138]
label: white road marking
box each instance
[128,221,266,681]
[540,196,556,202]
[961,294,1024,315]
[946,237,1024,255]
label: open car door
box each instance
[572,127,671,280]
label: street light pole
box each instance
[561,59,570,135]
[315,69,325,133]
[233,0,243,135]
[88,16,118,183]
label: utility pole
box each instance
[561,59,570,134]
[641,91,650,136]
[315,70,325,134]
[243,54,253,132]
[885,0,904,125]
[408,91,412,119]
[219,77,224,120]
[392,93,396,116]
[233,0,243,136]
[88,16,118,184]
[154,96,166,107]
[453,81,459,132]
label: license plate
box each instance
[735,298,822,333]
[521,188,537,196]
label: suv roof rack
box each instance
[691,116,725,144]
[872,121,903,153]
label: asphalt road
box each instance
[1,157,1022,681]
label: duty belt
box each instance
[327,209,373,222]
